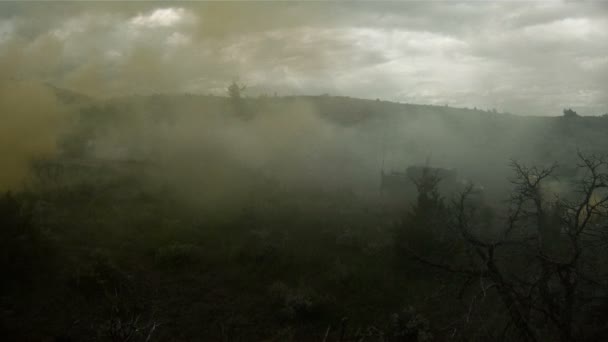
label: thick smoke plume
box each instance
[0,80,68,191]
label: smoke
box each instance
[0,2,357,199]
[0,3,363,98]
[0,80,69,191]
[0,2,601,202]
[81,96,355,210]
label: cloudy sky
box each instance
[0,1,607,116]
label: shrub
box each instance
[97,292,158,342]
[268,281,329,321]
[563,108,579,118]
[70,249,128,296]
[154,243,202,268]
[0,192,49,290]
[388,306,433,342]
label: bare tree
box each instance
[408,152,608,341]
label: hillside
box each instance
[3,89,608,341]
[56,91,608,198]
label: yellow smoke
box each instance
[0,81,68,191]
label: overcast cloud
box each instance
[1,1,607,116]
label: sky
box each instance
[0,1,607,116]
